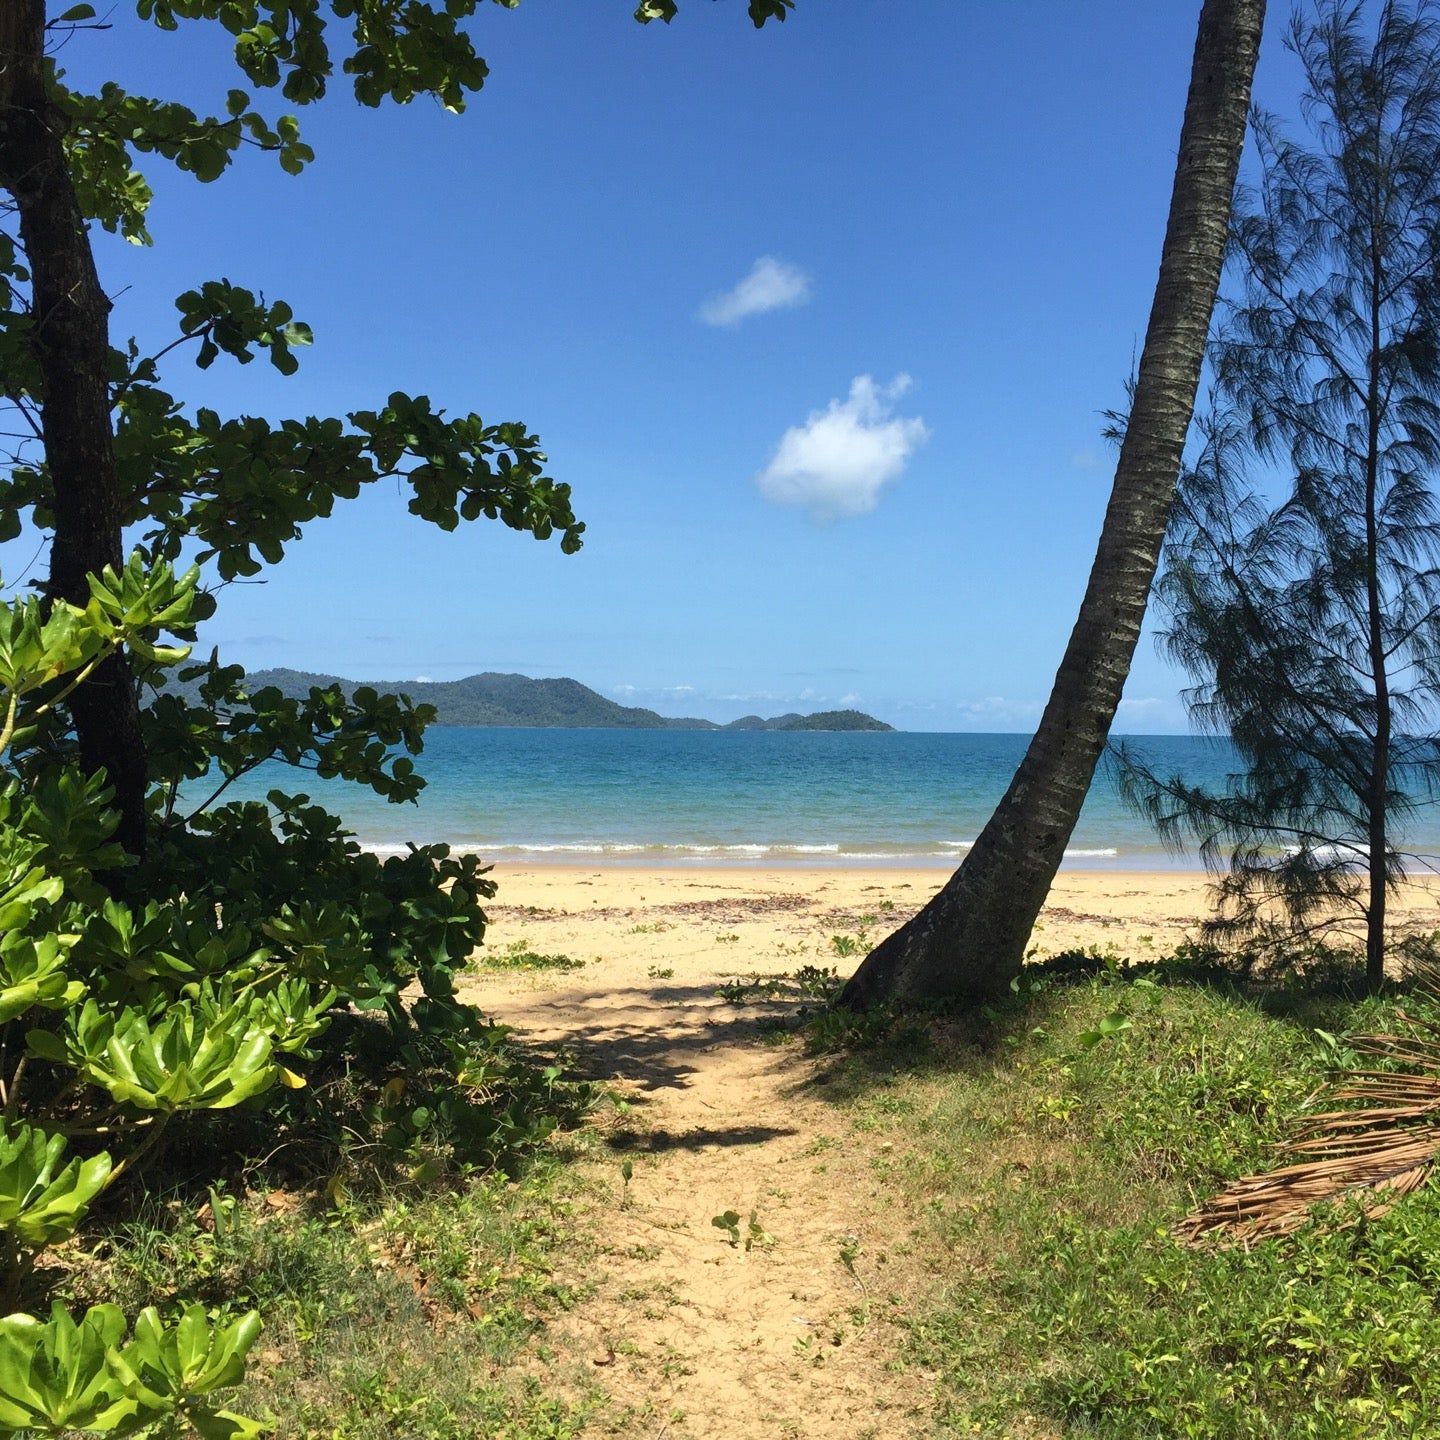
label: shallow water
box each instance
[185,727,1440,870]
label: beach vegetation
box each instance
[841,0,1267,1012]
[1120,0,1440,993]
[714,964,842,1006]
[0,581,598,1430]
[709,1208,774,1252]
[714,973,792,1003]
[819,958,1440,1436]
[479,942,586,973]
[0,0,786,1431]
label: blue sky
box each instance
[34,2,1307,731]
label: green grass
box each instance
[818,970,1440,1438]
[479,940,587,972]
[65,1159,597,1439]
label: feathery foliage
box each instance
[1121,0,1440,989]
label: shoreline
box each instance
[374,845,1198,873]
[371,841,1440,877]
[475,865,1440,969]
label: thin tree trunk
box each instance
[1363,246,1388,993]
[0,0,148,857]
[842,0,1266,1009]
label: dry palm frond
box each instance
[1180,1001,1440,1246]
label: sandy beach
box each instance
[478,864,1440,983]
[458,865,1440,1437]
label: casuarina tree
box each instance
[841,0,1267,1010]
[1120,0,1440,994]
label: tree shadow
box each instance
[493,981,813,1094]
[605,1123,800,1153]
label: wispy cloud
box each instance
[757,374,929,521]
[953,696,1045,726]
[1114,695,1184,726]
[613,682,854,709]
[611,683,697,700]
[698,256,811,327]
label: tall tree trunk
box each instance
[0,0,148,857]
[1363,247,1388,994]
[842,0,1266,1010]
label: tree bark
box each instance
[0,0,148,857]
[1363,246,1388,994]
[842,0,1266,1009]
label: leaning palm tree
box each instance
[841,0,1268,1009]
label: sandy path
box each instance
[465,869,948,1438]
[492,981,921,1438]
[461,865,1440,1438]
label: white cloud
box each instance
[757,374,929,521]
[698,256,811,327]
[1114,695,1185,730]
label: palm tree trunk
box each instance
[841,0,1266,1009]
[0,0,148,858]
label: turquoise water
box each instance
[197,728,1440,869]
[195,728,1323,870]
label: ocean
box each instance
[188,728,1440,871]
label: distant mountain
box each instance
[184,668,895,731]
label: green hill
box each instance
[779,710,892,731]
[182,668,895,731]
[723,709,889,732]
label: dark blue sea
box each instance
[191,728,1389,870]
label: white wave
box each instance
[1283,842,1364,865]
[941,839,1117,859]
[494,843,608,853]
[361,838,1124,863]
